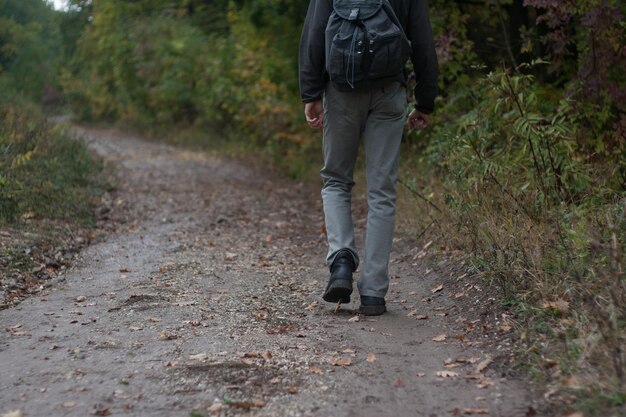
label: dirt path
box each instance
[1,127,539,417]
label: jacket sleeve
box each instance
[406,0,438,114]
[299,0,332,103]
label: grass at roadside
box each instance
[0,100,106,308]
[0,102,104,223]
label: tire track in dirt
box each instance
[0,127,539,417]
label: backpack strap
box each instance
[380,0,408,41]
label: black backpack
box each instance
[325,0,412,90]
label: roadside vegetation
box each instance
[0,0,104,307]
[0,0,624,414]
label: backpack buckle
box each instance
[349,8,359,20]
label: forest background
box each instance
[0,0,624,415]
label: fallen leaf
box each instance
[92,407,110,416]
[266,324,297,334]
[436,370,459,378]
[454,292,465,298]
[367,352,377,363]
[304,301,318,310]
[287,386,299,394]
[544,358,559,368]
[164,361,177,367]
[348,315,360,323]
[499,323,512,332]
[431,284,444,293]
[1,411,23,417]
[240,358,255,365]
[476,378,495,388]
[63,402,77,408]
[309,366,323,374]
[128,326,142,331]
[451,408,490,415]
[75,296,87,302]
[406,310,418,317]
[342,348,356,354]
[416,315,428,320]
[119,268,130,273]
[254,312,268,319]
[475,357,492,374]
[444,363,462,369]
[560,375,581,388]
[329,357,352,366]
[224,252,238,261]
[416,372,426,377]
[243,352,259,358]
[228,400,265,410]
[393,378,405,387]
[207,403,223,416]
[541,299,570,313]
[262,351,272,360]
[432,334,447,342]
[189,353,208,361]
[158,331,178,340]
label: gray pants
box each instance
[321,81,407,299]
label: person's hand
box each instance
[407,109,430,130]
[304,100,324,129]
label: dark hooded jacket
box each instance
[299,0,438,114]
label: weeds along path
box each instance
[1,127,538,417]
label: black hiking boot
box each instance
[322,250,354,304]
[359,296,386,316]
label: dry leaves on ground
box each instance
[228,400,265,410]
[474,357,492,374]
[1,411,23,417]
[450,407,490,415]
[436,370,459,378]
[309,366,323,374]
[431,284,444,293]
[189,353,208,361]
[541,298,569,313]
[432,334,447,342]
[329,357,352,366]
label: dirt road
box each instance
[1,127,538,417]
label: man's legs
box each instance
[320,84,368,268]
[359,82,407,300]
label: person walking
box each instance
[299,0,438,315]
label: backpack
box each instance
[325,0,412,90]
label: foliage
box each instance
[408,53,624,417]
[0,0,64,103]
[0,100,102,223]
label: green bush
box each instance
[0,102,102,223]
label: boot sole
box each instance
[322,280,352,303]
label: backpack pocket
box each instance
[366,29,408,79]
[327,31,366,87]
